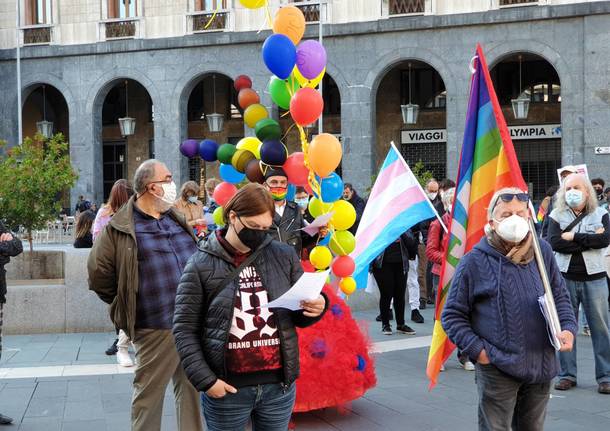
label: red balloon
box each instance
[289,88,324,126]
[234,75,252,92]
[238,88,260,110]
[304,182,313,195]
[283,152,309,186]
[213,182,238,207]
[332,255,355,278]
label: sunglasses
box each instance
[497,193,529,203]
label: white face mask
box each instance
[188,196,198,204]
[427,192,438,201]
[159,181,177,205]
[493,214,529,243]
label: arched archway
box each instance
[21,83,69,141]
[375,60,447,179]
[490,52,562,201]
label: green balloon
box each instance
[330,230,356,256]
[268,77,294,110]
[213,206,225,227]
[255,118,282,142]
[217,143,237,165]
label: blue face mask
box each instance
[565,189,584,208]
[188,196,198,204]
[295,198,309,210]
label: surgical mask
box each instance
[493,214,529,243]
[565,189,584,208]
[188,196,198,204]
[153,181,177,205]
[268,187,287,202]
[295,198,309,209]
[427,192,438,201]
[236,224,268,250]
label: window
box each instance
[389,0,425,15]
[108,0,137,19]
[25,0,52,25]
[195,0,227,10]
[491,59,560,105]
[291,1,320,23]
[400,67,446,110]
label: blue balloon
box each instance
[262,34,296,80]
[199,139,219,162]
[219,163,246,184]
[286,183,296,202]
[317,172,344,202]
[318,232,331,246]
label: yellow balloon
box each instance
[239,0,266,9]
[309,246,332,270]
[308,197,333,218]
[330,200,356,231]
[293,66,325,89]
[329,230,356,256]
[244,104,269,128]
[339,277,356,295]
[236,137,262,159]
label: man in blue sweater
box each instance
[442,187,577,431]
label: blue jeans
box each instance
[559,278,610,384]
[476,364,550,431]
[202,383,296,431]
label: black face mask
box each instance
[235,217,269,250]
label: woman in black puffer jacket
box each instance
[173,183,328,431]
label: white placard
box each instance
[401,124,562,144]
[594,146,610,155]
[401,129,446,144]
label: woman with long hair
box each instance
[173,183,327,431]
[174,181,206,235]
[73,210,96,248]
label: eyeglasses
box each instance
[497,193,529,203]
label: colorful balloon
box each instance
[318,232,332,246]
[293,66,325,88]
[245,159,265,184]
[339,277,356,295]
[217,143,237,165]
[283,152,309,186]
[272,5,305,46]
[238,88,260,110]
[289,87,323,126]
[329,230,356,256]
[268,76,295,110]
[262,34,297,80]
[231,149,257,173]
[308,197,333,218]
[198,139,218,162]
[255,118,282,142]
[330,200,356,231]
[309,133,342,178]
[260,140,288,166]
[332,255,355,278]
[296,40,327,80]
[234,75,252,92]
[213,182,238,207]
[180,139,199,158]
[286,183,296,202]
[219,163,246,184]
[213,206,225,227]
[309,246,332,270]
[318,172,344,202]
[236,137,262,159]
[244,103,269,129]
[239,0,266,9]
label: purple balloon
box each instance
[180,139,199,158]
[296,40,327,80]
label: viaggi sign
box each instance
[401,124,561,144]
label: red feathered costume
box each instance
[293,261,377,413]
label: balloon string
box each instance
[265,2,273,28]
[280,122,296,142]
[203,4,221,29]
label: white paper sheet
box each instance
[262,270,329,311]
[300,212,333,236]
[537,294,562,351]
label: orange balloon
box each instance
[272,5,306,46]
[309,133,342,178]
[238,88,260,110]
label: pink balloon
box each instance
[283,152,309,186]
[213,182,238,207]
[296,40,327,80]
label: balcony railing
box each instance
[293,1,320,23]
[101,18,139,40]
[22,25,52,45]
[189,10,229,32]
[389,0,425,15]
[499,0,538,6]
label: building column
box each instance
[153,97,185,185]
[70,98,100,208]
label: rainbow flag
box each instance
[426,44,527,388]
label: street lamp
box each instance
[118,80,136,136]
[205,74,224,133]
[401,63,419,125]
[36,85,53,138]
[511,55,530,120]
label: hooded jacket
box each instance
[441,236,577,383]
[172,233,327,392]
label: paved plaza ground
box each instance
[0,306,608,431]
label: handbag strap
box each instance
[562,211,587,234]
[208,245,265,303]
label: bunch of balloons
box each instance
[179,4,359,296]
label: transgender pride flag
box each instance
[351,142,441,289]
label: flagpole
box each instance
[390,141,448,233]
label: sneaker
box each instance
[583,326,591,336]
[411,309,424,324]
[382,324,392,335]
[462,360,475,371]
[105,338,118,356]
[0,414,12,425]
[396,325,416,335]
[117,347,134,367]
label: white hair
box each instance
[486,187,528,221]
[555,173,598,214]
[134,159,163,194]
